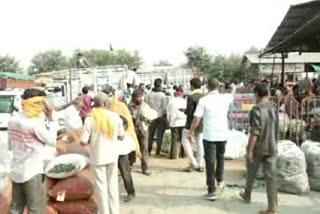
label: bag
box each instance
[161,130,171,154]
[23,202,58,214]
[141,103,157,121]
[45,154,89,179]
[302,141,320,191]
[276,141,310,195]
[225,130,248,159]
[54,200,97,214]
[46,177,57,190]
[49,175,93,201]
[0,180,12,214]
[0,131,11,193]
[278,113,290,140]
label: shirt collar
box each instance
[209,90,219,94]
[191,88,203,95]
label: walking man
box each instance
[146,78,168,156]
[182,78,204,172]
[128,89,152,176]
[189,77,236,200]
[167,89,187,159]
[239,83,278,214]
[80,93,124,214]
[9,88,59,214]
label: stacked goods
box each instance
[225,130,248,159]
[276,141,310,195]
[49,168,97,214]
[301,141,320,191]
[278,113,290,140]
[290,119,307,143]
[0,180,12,214]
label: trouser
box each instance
[137,129,149,172]
[148,116,167,155]
[91,162,120,214]
[244,155,278,213]
[10,174,47,214]
[203,140,226,193]
[118,155,135,196]
[182,129,204,168]
[170,127,184,159]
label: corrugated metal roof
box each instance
[245,53,320,64]
[262,0,320,55]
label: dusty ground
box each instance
[120,155,320,214]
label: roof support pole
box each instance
[281,53,285,86]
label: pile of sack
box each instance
[302,140,320,191]
[225,130,248,159]
[276,140,310,195]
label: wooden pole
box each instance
[281,53,285,86]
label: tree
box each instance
[184,46,246,82]
[69,49,143,68]
[28,50,69,74]
[0,55,21,73]
[184,46,214,74]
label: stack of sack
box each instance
[302,140,320,191]
[225,130,248,159]
[278,112,290,140]
[44,154,97,214]
[276,141,310,195]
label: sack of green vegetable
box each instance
[45,154,89,179]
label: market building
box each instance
[243,53,320,83]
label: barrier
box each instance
[229,94,320,144]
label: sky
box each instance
[0,0,308,69]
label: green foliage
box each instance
[184,46,245,82]
[0,55,20,73]
[69,49,143,68]
[28,50,68,74]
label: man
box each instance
[167,89,187,159]
[9,88,59,214]
[189,77,236,200]
[128,89,152,176]
[63,97,83,132]
[80,93,124,214]
[102,86,141,200]
[239,83,278,214]
[182,78,204,172]
[80,86,92,123]
[146,78,168,156]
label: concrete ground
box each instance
[120,155,320,214]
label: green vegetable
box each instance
[48,163,76,174]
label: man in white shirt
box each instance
[189,77,236,201]
[80,93,125,214]
[9,88,59,214]
[167,90,187,159]
[63,97,83,132]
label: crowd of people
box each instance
[7,74,284,214]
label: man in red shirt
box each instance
[80,86,92,123]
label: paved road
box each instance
[120,156,320,214]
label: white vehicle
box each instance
[0,90,23,129]
[0,89,66,131]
